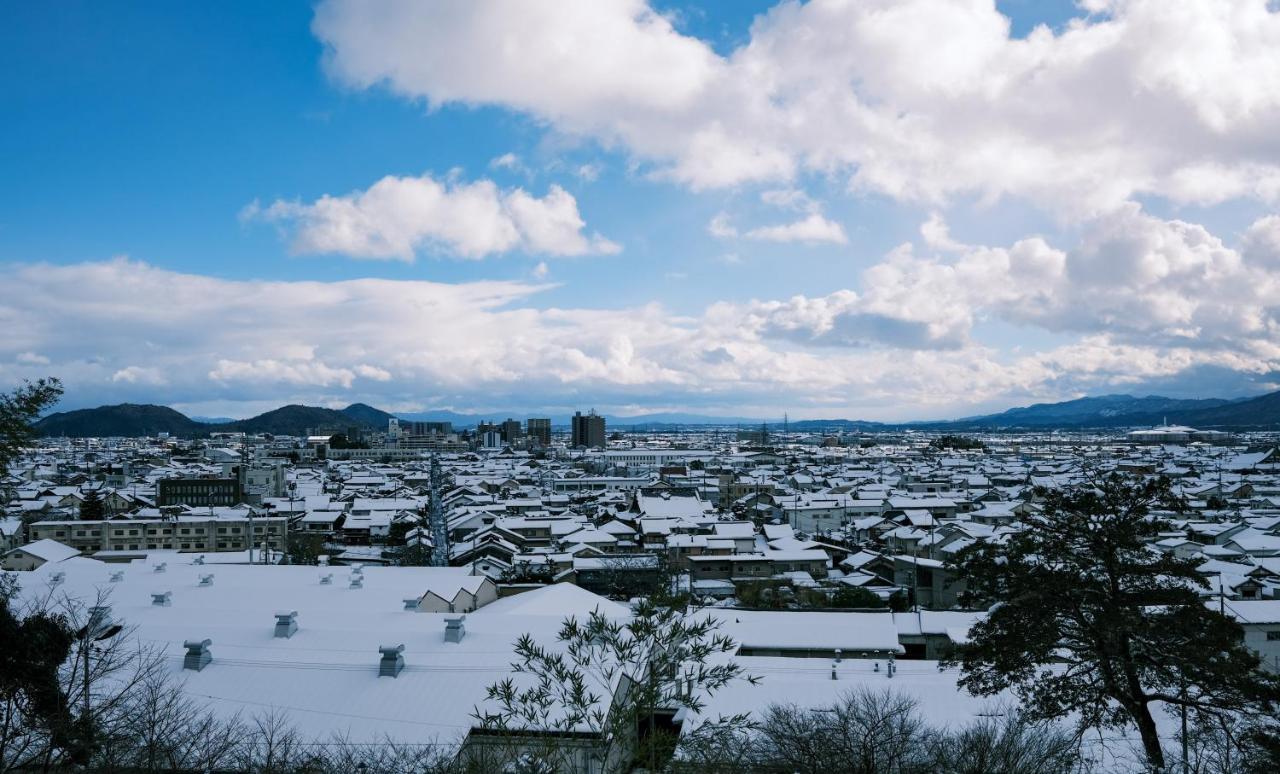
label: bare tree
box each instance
[474,594,756,772]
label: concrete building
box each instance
[499,418,523,443]
[526,417,552,447]
[157,477,242,507]
[29,514,288,555]
[571,410,606,449]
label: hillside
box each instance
[1171,390,1280,429]
[939,395,1236,429]
[36,402,389,438]
[34,404,206,438]
[221,404,379,436]
[340,402,398,429]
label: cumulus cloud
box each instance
[314,0,1280,215]
[744,213,848,245]
[244,172,619,260]
[5,215,1280,420]
[735,206,1280,364]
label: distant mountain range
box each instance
[35,403,389,439]
[32,389,1280,438]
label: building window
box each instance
[1268,631,1280,642]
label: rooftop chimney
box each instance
[378,644,404,677]
[349,575,363,589]
[403,597,420,611]
[444,615,466,644]
[183,639,212,671]
[192,555,205,566]
[153,562,167,573]
[109,571,125,583]
[49,571,65,585]
[152,591,172,606]
[274,610,298,638]
[319,573,333,585]
[198,574,214,587]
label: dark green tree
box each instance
[946,474,1280,770]
[823,585,887,609]
[79,489,105,521]
[285,533,328,566]
[0,377,63,477]
[0,575,77,767]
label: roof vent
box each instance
[349,575,363,589]
[192,555,205,566]
[274,610,298,638]
[153,563,167,574]
[445,615,466,644]
[183,639,212,671]
[87,605,113,634]
[152,591,172,606]
[378,644,404,678]
[198,573,214,587]
[109,571,125,583]
[318,555,330,566]
[49,571,65,585]
[351,563,364,574]
[403,597,421,611]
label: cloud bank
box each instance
[6,205,1280,419]
[314,0,1280,216]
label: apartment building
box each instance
[29,514,288,554]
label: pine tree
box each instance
[0,378,62,477]
[79,489,105,521]
[946,474,1280,770]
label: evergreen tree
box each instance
[0,377,62,477]
[946,474,1280,770]
[79,489,105,521]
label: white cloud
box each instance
[760,188,817,212]
[707,212,737,238]
[110,366,166,385]
[920,212,967,252]
[488,152,523,172]
[16,352,51,365]
[7,209,1280,419]
[744,213,848,245]
[245,172,618,260]
[314,0,1280,215]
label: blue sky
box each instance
[4,0,1280,420]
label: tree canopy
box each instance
[0,377,62,477]
[946,473,1280,770]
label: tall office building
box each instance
[571,410,606,449]
[527,418,552,447]
[499,418,523,443]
